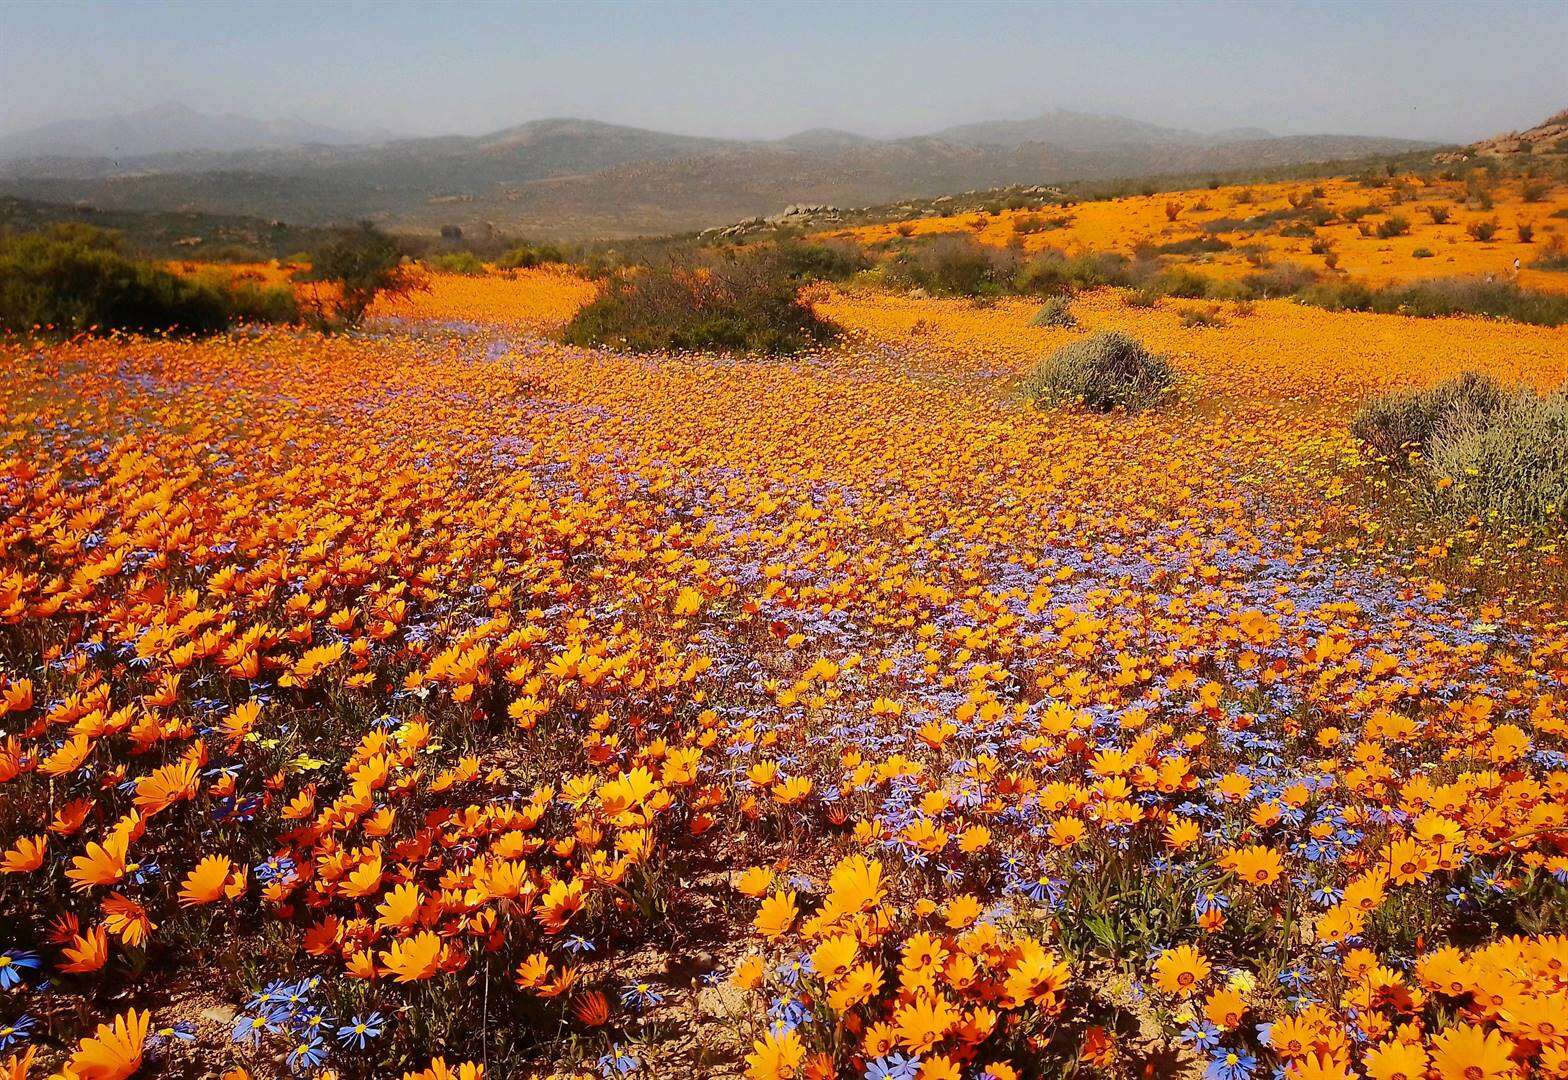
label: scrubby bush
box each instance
[0,224,297,337]
[1350,372,1509,464]
[496,242,568,270]
[1466,174,1496,210]
[1375,215,1411,239]
[561,249,838,354]
[1031,295,1077,328]
[1426,205,1452,225]
[767,239,872,283]
[1468,218,1500,242]
[1239,243,1272,268]
[1518,222,1535,244]
[1179,305,1227,329]
[1149,235,1231,256]
[1014,249,1133,295]
[880,234,1020,296]
[425,251,486,275]
[1427,389,1568,526]
[1012,213,1072,235]
[1148,266,1217,299]
[301,222,425,327]
[1296,280,1377,313]
[1024,331,1176,411]
[1412,248,1434,259]
[1239,262,1319,299]
[186,268,301,325]
[205,243,270,263]
[1357,373,1568,526]
[1297,277,1568,326]
[1533,236,1568,271]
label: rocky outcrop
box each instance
[1435,110,1568,163]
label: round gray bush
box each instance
[1024,330,1176,411]
[1031,295,1077,328]
[1427,390,1568,526]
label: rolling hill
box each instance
[0,106,1438,238]
[0,102,388,161]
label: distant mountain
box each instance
[0,105,1437,238]
[773,128,882,151]
[0,102,389,161]
[934,109,1254,149]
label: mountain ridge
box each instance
[0,102,392,161]
[0,105,1441,238]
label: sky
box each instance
[1,0,1564,143]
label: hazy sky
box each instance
[2,0,1564,143]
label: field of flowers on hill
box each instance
[830,176,1568,295]
[2,262,1568,1080]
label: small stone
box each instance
[200,1004,237,1025]
[696,983,748,1021]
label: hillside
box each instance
[0,106,1436,237]
[1436,107,1568,161]
[0,101,386,160]
[932,108,1271,148]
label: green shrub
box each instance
[1149,266,1217,299]
[1179,305,1226,329]
[205,243,270,263]
[1517,222,1535,244]
[1012,213,1072,235]
[1149,235,1232,256]
[1239,262,1319,299]
[1031,295,1077,328]
[880,234,1020,296]
[1014,249,1133,295]
[1296,279,1377,312]
[185,268,300,325]
[425,251,486,275]
[0,224,296,337]
[1350,372,1508,464]
[1383,278,1568,324]
[1375,215,1411,239]
[1412,248,1434,259]
[767,239,871,283]
[301,222,424,327]
[1426,205,1452,225]
[561,249,838,354]
[496,242,568,270]
[1296,277,1568,326]
[1024,331,1176,411]
[1427,389,1568,526]
[1532,236,1568,271]
[1467,218,1500,242]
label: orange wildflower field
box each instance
[832,176,1568,295]
[3,255,1568,1080]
